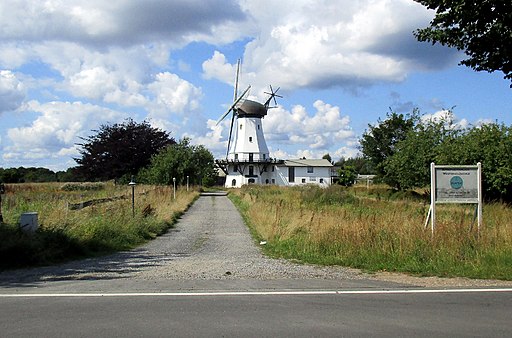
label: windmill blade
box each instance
[226,112,236,158]
[216,85,251,125]
[264,85,282,107]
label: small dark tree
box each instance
[414,0,512,86]
[322,153,333,164]
[75,119,175,181]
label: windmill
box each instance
[216,60,281,187]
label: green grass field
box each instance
[230,184,512,280]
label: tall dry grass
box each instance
[0,183,199,270]
[230,185,512,279]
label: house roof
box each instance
[282,159,333,167]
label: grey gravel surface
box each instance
[0,194,366,287]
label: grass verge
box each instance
[229,185,512,280]
[0,183,199,270]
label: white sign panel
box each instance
[428,163,483,235]
[435,167,479,203]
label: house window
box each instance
[307,166,314,173]
[231,179,236,187]
[266,179,269,184]
[249,136,253,142]
[271,179,275,184]
[301,178,306,183]
[320,178,324,183]
[272,166,275,172]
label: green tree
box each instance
[337,165,357,187]
[75,119,175,181]
[139,138,216,187]
[335,156,374,175]
[436,123,512,201]
[384,118,457,190]
[414,0,512,85]
[360,110,418,184]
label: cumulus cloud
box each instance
[147,72,202,118]
[4,101,127,165]
[0,70,25,113]
[0,0,247,47]
[261,100,356,159]
[204,0,459,90]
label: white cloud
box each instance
[0,0,247,47]
[0,70,25,113]
[202,51,237,83]
[260,100,357,160]
[204,0,458,90]
[147,72,203,119]
[5,101,127,164]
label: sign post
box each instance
[428,163,482,235]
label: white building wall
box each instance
[228,117,269,161]
[275,166,331,187]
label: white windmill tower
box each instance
[216,60,282,188]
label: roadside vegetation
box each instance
[230,184,512,280]
[0,182,199,270]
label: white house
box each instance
[221,158,334,188]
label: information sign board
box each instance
[435,167,479,203]
[428,163,482,235]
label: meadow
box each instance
[230,184,512,280]
[0,182,199,270]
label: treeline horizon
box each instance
[0,166,84,183]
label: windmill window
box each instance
[263,154,266,159]
[320,178,324,183]
[249,137,253,142]
[272,179,275,184]
[258,125,260,130]
[235,154,238,160]
[231,179,236,187]
[272,166,275,172]
[240,124,243,130]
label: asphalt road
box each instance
[1,193,511,337]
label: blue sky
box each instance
[0,0,510,171]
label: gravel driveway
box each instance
[1,193,510,289]
[0,193,364,287]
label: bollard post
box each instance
[173,177,176,200]
[129,176,136,218]
[187,176,189,192]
